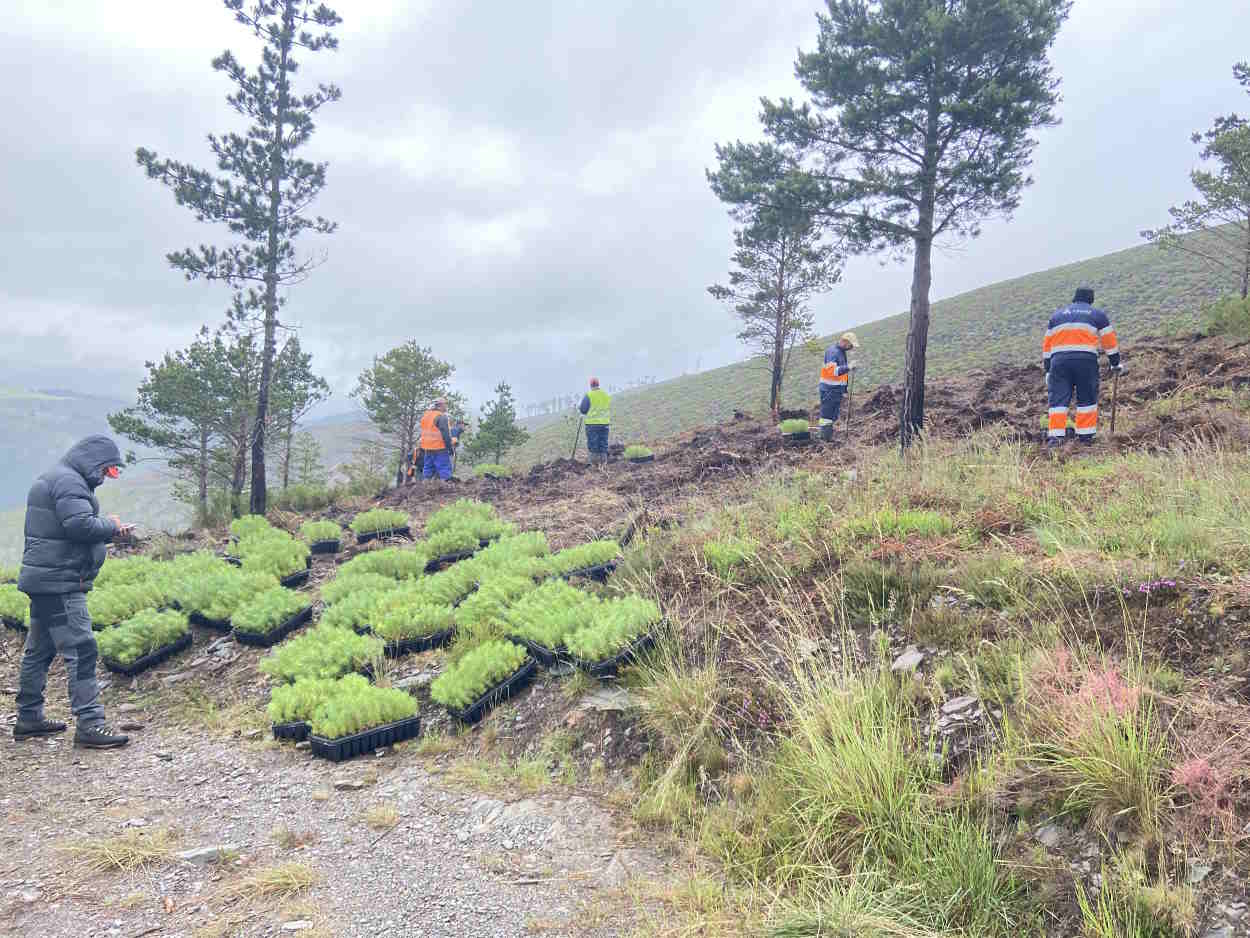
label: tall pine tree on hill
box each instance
[136,0,342,513]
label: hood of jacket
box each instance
[62,435,123,490]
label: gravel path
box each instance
[0,656,663,938]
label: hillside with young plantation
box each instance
[507,230,1242,467]
[4,331,1250,937]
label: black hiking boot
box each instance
[13,719,68,740]
[74,723,130,750]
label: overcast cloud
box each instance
[1,0,1246,415]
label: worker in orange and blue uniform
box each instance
[1043,287,1121,448]
[818,332,858,442]
[419,398,455,480]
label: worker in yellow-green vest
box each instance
[578,378,612,465]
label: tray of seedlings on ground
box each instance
[543,540,621,582]
[566,595,663,678]
[94,555,161,589]
[259,623,383,683]
[350,508,411,544]
[372,583,456,656]
[230,514,275,541]
[172,567,279,630]
[319,587,386,634]
[778,418,812,444]
[425,498,516,543]
[98,609,192,676]
[431,638,535,724]
[87,578,172,630]
[453,572,540,648]
[336,546,432,584]
[501,579,599,666]
[423,521,485,569]
[267,673,371,742]
[232,587,313,647]
[0,584,30,631]
[320,570,401,607]
[239,534,312,588]
[623,444,654,463]
[472,463,513,479]
[308,681,420,762]
[300,519,343,555]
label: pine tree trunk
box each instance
[198,427,209,524]
[1241,218,1249,300]
[281,420,293,490]
[900,235,933,449]
[770,240,787,413]
[249,4,293,516]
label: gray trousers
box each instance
[17,592,105,726]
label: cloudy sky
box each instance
[1,0,1245,415]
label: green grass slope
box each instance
[507,232,1240,466]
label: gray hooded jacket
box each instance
[18,435,122,596]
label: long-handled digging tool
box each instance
[570,416,584,460]
[844,370,855,432]
[1109,368,1121,436]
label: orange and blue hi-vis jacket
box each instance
[1042,302,1120,374]
[819,344,850,391]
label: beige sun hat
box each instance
[840,331,859,348]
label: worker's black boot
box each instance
[13,719,67,740]
[820,424,834,443]
[74,723,130,750]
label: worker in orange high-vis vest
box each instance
[1044,287,1121,449]
[420,398,455,480]
[818,332,858,442]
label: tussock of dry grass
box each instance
[220,862,320,903]
[58,827,178,872]
[363,803,400,831]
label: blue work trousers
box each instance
[423,449,452,480]
[17,592,105,727]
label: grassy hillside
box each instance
[506,231,1240,466]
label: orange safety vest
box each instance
[420,409,447,451]
[819,361,849,388]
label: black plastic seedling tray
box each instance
[233,606,313,648]
[507,636,568,668]
[383,628,455,658]
[448,659,538,725]
[355,526,411,545]
[224,554,242,567]
[425,550,475,572]
[627,454,655,464]
[309,714,421,762]
[272,720,310,742]
[2,615,28,632]
[559,561,618,583]
[309,539,341,556]
[781,430,812,444]
[102,631,194,677]
[572,630,657,679]
[280,567,312,589]
[189,611,232,631]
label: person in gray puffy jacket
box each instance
[15,436,134,749]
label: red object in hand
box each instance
[104,466,121,479]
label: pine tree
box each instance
[290,432,327,486]
[352,342,457,480]
[710,0,1070,447]
[136,0,342,513]
[709,209,841,412]
[269,337,331,488]
[466,383,529,465]
[1143,63,1250,299]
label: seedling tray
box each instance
[572,630,657,679]
[559,561,618,583]
[425,550,475,572]
[309,714,421,763]
[189,611,232,631]
[233,606,313,648]
[280,568,312,589]
[383,628,455,658]
[2,615,28,632]
[448,659,538,725]
[272,720,310,742]
[628,454,655,464]
[102,631,193,677]
[781,430,812,443]
[224,554,242,567]
[507,636,568,668]
[309,539,341,556]
[356,526,410,544]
